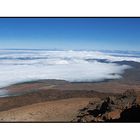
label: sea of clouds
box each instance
[0,49,139,88]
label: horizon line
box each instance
[0,48,140,52]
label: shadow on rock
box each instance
[108,105,140,122]
[72,89,140,122]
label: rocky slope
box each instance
[73,89,140,122]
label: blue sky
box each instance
[0,18,140,51]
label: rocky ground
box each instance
[73,89,140,122]
[0,86,140,122]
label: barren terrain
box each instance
[0,98,94,122]
[0,61,139,122]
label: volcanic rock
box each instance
[72,89,140,122]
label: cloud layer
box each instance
[0,50,136,88]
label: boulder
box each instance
[72,89,140,122]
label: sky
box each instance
[0,18,140,51]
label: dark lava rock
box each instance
[72,89,140,122]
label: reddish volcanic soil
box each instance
[0,98,95,122]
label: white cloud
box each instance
[0,50,134,88]
[0,62,130,88]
